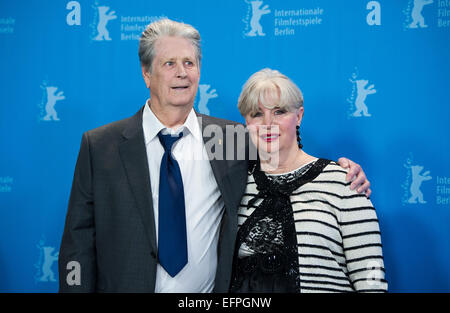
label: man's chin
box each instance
[169,99,196,109]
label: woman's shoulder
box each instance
[316,159,349,181]
[314,160,373,210]
[311,159,354,193]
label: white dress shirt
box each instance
[142,101,224,293]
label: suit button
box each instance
[150,251,156,259]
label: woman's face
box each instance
[245,100,303,156]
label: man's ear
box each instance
[141,65,151,89]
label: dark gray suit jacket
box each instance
[58,107,249,292]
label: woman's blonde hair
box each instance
[237,68,304,117]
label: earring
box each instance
[296,125,303,149]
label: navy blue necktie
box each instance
[157,131,188,277]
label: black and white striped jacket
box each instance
[237,161,388,293]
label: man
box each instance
[58,18,371,292]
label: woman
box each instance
[230,69,388,293]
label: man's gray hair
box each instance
[139,18,202,73]
[237,68,304,117]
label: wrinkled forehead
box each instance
[155,36,198,60]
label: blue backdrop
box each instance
[1,0,449,292]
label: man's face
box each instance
[143,36,200,110]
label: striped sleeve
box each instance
[334,166,388,292]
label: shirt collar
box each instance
[142,100,203,145]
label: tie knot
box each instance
[158,131,183,152]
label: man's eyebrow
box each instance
[160,57,175,63]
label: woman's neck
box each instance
[260,148,317,174]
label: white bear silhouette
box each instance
[352,79,376,117]
[408,165,432,203]
[246,1,271,37]
[198,84,218,115]
[409,0,433,28]
[39,247,59,282]
[94,6,117,41]
[43,86,65,121]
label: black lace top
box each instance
[230,159,330,293]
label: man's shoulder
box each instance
[196,113,244,128]
[84,109,142,143]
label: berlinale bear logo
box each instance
[347,69,377,118]
[407,165,432,203]
[353,80,376,117]
[402,155,432,205]
[244,0,271,37]
[40,85,65,122]
[43,86,65,121]
[35,237,59,283]
[404,0,434,29]
[93,5,117,41]
[409,0,434,28]
[197,84,218,115]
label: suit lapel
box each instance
[119,107,157,253]
[197,113,248,214]
[197,112,249,292]
[198,114,228,200]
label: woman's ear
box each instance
[297,106,304,126]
